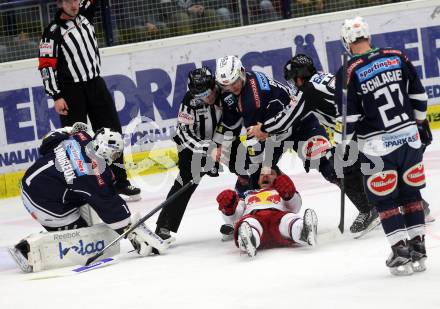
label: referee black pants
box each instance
[59,77,129,188]
[156,148,203,232]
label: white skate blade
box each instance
[389,263,413,276]
[119,193,141,202]
[238,223,257,257]
[412,257,427,272]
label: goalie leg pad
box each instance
[11,224,119,272]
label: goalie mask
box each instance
[284,54,317,86]
[341,16,371,53]
[92,128,123,164]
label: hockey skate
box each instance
[422,200,435,223]
[350,208,379,234]
[155,226,176,243]
[220,224,234,241]
[117,185,141,202]
[408,236,427,272]
[300,209,318,246]
[386,242,413,276]
[237,222,257,257]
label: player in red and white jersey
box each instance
[216,168,318,257]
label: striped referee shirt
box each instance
[38,0,101,100]
[261,72,338,135]
[173,92,222,154]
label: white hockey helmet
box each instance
[92,128,124,164]
[341,16,371,53]
[215,55,246,86]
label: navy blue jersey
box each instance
[21,131,129,222]
[214,71,294,142]
[335,48,427,156]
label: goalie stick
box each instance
[338,52,349,234]
[85,178,197,265]
[28,257,117,280]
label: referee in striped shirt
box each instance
[38,0,140,200]
[155,67,222,240]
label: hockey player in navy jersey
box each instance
[283,54,378,235]
[335,16,430,275]
[10,124,169,272]
[213,55,337,189]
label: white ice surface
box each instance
[1,132,439,309]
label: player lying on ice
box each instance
[216,167,318,257]
[9,123,171,273]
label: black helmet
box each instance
[188,66,215,96]
[283,54,317,82]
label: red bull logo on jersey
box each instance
[247,190,281,206]
[367,170,398,196]
[403,163,425,187]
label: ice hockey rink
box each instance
[1,132,439,309]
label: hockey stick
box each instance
[338,52,349,234]
[85,179,197,265]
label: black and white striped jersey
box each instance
[259,72,338,138]
[301,72,338,130]
[173,92,222,154]
[38,0,101,100]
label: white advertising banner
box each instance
[1,0,440,174]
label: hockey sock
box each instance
[402,201,425,240]
[377,205,408,246]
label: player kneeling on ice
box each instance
[9,124,170,273]
[216,168,317,257]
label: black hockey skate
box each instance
[220,224,234,241]
[116,185,141,202]
[237,222,257,257]
[300,209,318,246]
[422,200,435,223]
[386,241,413,276]
[155,226,172,240]
[408,236,427,272]
[350,208,379,234]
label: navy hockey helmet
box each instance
[284,54,317,82]
[188,66,215,98]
